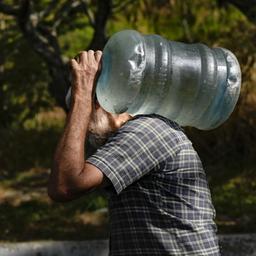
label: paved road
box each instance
[0,234,256,256]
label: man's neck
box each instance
[115,113,133,128]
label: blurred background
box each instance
[0,0,255,242]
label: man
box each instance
[48,50,220,255]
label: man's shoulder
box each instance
[126,114,183,132]
[114,113,189,150]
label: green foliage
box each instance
[212,167,256,233]
[0,0,95,128]
[109,0,248,43]
[0,14,53,128]
[59,26,94,58]
[0,108,64,177]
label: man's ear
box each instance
[94,94,101,109]
[95,100,101,110]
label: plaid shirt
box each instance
[87,114,220,256]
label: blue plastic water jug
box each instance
[66,30,241,130]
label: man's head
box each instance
[87,98,132,149]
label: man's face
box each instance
[87,104,118,149]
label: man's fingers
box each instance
[74,50,102,65]
[95,50,102,62]
[87,50,95,64]
[70,50,102,79]
[79,51,88,64]
[69,59,79,70]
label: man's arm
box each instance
[48,50,107,202]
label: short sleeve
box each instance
[86,116,178,194]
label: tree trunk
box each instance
[88,0,112,50]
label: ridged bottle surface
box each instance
[67,30,242,130]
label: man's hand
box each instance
[70,50,102,102]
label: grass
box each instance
[0,167,109,242]
[210,162,256,233]
[0,197,109,241]
[0,107,255,241]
